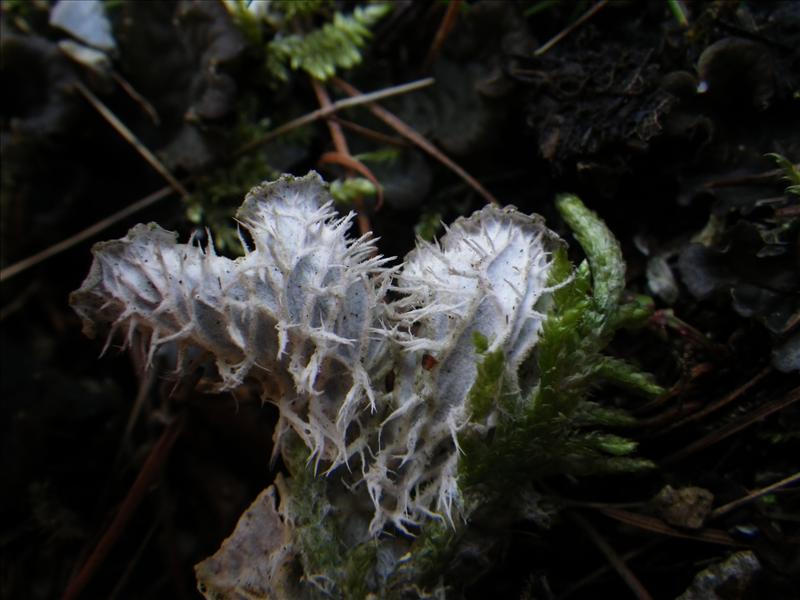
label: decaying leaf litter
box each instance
[1,1,798,599]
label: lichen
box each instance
[71,172,393,472]
[70,172,664,598]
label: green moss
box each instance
[341,542,379,599]
[459,194,660,492]
[185,153,278,255]
[330,177,377,207]
[467,332,506,421]
[282,437,345,593]
[555,194,625,327]
[414,210,444,242]
[267,4,391,81]
[388,521,456,596]
[766,152,800,196]
[595,356,664,398]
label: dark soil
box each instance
[1,1,798,599]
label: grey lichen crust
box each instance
[72,172,660,598]
[71,172,562,536]
[71,172,393,472]
[367,206,563,534]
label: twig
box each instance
[423,0,462,71]
[0,280,40,320]
[636,402,703,429]
[107,524,158,600]
[235,77,434,158]
[311,79,372,236]
[702,167,794,189]
[312,79,351,156]
[711,471,800,520]
[110,70,160,125]
[662,386,800,465]
[595,507,743,547]
[331,78,499,206]
[559,540,661,599]
[330,116,408,147]
[74,81,189,199]
[634,362,714,416]
[0,185,174,282]
[657,366,772,434]
[534,0,608,57]
[114,361,159,471]
[62,414,185,600]
[649,309,729,357]
[568,511,654,600]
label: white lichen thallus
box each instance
[73,173,662,598]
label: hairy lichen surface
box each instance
[71,172,662,598]
[364,206,564,534]
[71,172,392,473]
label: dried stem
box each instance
[330,116,408,147]
[423,0,463,71]
[0,186,174,282]
[595,506,742,547]
[534,0,608,57]
[74,81,189,199]
[658,366,772,434]
[711,471,800,519]
[332,78,499,205]
[235,77,434,158]
[662,386,800,465]
[569,511,654,600]
[62,414,185,600]
[311,78,372,236]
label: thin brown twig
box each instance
[0,185,175,282]
[331,77,500,206]
[634,362,714,416]
[559,540,661,599]
[568,511,654,600]
[110,69,160,125]
[423,0,463,71]
[330,116,408,147]
[0,280,40,320]
[311,78,372,236]
[74,81,189,199]
[534,0,609,57]
[234,77,434,158]
[115,362,159,471]
[635,402,703,429]
[649,309,728,357]
[312,79,351,155]
[662,386,800,465]
[711,471,800,520]
[595,506,743,547]
[107,524,158,600]
[702,166,795,189]
[62,414,185,600]
[657,366,772,434]
[776,203,800,218]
